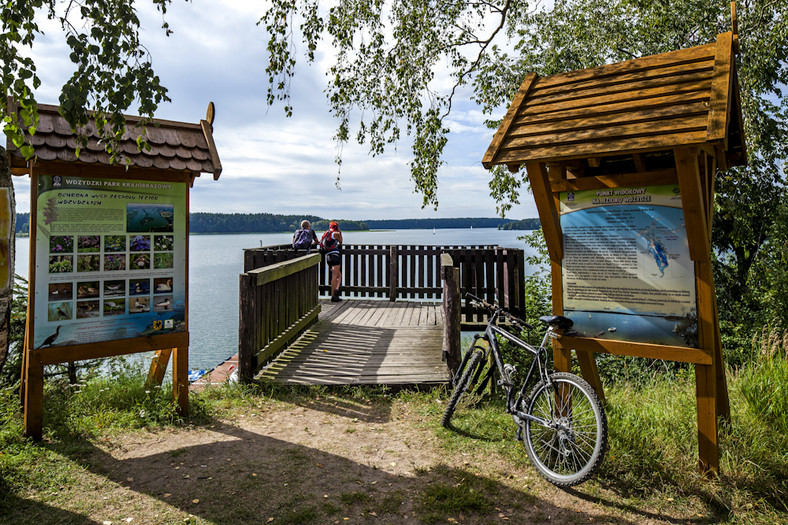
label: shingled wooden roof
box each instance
[483,32,745,175]
[6,102,222,179]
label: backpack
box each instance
[320,230,339,253]
[292,229,314,251]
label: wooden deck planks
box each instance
[258,300,448,386]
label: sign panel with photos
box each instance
[33,174,187,349]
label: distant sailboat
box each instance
[433,227,436,235]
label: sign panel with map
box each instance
[32,175,187,349]
[560,185,697,347]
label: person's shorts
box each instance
[326,251,341,267]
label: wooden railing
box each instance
[238,253,321,380]
[243,244,526,322]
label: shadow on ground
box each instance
[0,419,660,525]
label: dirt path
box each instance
[41,395,697,525]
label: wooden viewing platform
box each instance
[258,299,447,385]
[234,244,526,387]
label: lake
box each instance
[15,228,534,370]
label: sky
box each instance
[12,1,540,222]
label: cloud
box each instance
[14,1,539,221]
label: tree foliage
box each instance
[263,0,788,348]
[263,0,785,204]
[1,0,174,161]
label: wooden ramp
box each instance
[258,299,449,386]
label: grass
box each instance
[438,366,788,523]
[0,360,786,524]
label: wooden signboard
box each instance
[482,29,744,473]
[7,103,222,440]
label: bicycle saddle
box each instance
[539,315,574,330]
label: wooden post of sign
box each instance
[145,348,173,389]
[676,147,723,474]
[172,347,189,415]
[23,351,44,441]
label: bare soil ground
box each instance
[16,394,712,525]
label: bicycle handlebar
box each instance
[465,293,534,331]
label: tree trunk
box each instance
[0,146,16,376]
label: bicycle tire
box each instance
[441,350,484,427]
[521,372,607,487]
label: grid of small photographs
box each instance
[47,234,175,321]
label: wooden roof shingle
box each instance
[6,102,222,179]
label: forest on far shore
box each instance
[13,213,538,235]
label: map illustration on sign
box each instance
[560,185,698,347]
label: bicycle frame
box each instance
[465,306,561,429]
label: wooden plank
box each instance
[36,332,188,365]
[495,129,708,166]
[706,32,734,144]
[525,161,563,261]
[520,80,711,119]
[560,335,712,364]
[254,305,320,365]
[512,90,710,129]
[200,119,223,179]
[483,72,538,165]
[534,43,715,90]
[511,103,709,138]
[533,60,714,98]
[506,114,707,150]
[527,69,713,108]
[251,253,321,286]
[550,169,677,193]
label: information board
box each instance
[33,175,187,349]
[560,185,697,347]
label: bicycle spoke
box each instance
[523,374,607,486]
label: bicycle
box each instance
[441,293,608,487]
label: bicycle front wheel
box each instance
[522,372,607,487]
[441,350,484,427]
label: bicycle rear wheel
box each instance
[441,350,484,427]
[521,372,607,487]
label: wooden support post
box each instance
[172,347,189,415]
[23,353,44,441]
[695,261,719,473]
[238,273,255,381]
[389,246,399,301]
[676,148,710,261]
[19,316,30,405]
[695,363,719,474]
[576,351,605,403]
[550,260,572,375]
[146,348,173,388]
[525,161,563,261]
[441,254,461,375]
